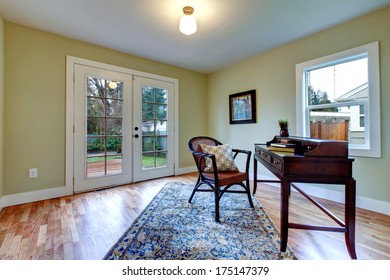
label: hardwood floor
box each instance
[0,173,389,260]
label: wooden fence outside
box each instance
[310,120,349,141]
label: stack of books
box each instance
[267,142,296,153]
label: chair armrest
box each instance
[232,148,251,156]
[232,148,252,173]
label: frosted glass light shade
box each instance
[179,15,197,35]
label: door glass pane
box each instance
[106,82,123,99]
[87,98,105,117]
[156,120,167,135]
[141,86,168,170]
[87,137,105,156]
[142,136,154,152]
[156,136,167,151]
[86,76,123,177]
[142,102,155,119]
[142,120,155,136]
[86,156,105,177]
[106,137,122,154]
[106,118,122,136]
[156,152,167,168]
[142,86,155,102]
[106,99,123,117]
[156,89,167,103]
[142,152,155,169]
[107,155,123,175]
[87,118,104,135]
[87,78,104,97]
[156,104,167,119]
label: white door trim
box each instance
[65,56,179,195]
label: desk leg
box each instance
[253,157,258,194]
[280,179,290,253]
[345,178,357,259]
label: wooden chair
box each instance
[187,136,254,222]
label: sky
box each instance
[308,57,368,101]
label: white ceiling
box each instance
[0,0,389,73]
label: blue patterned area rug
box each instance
[104,182,296,260]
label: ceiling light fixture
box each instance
[179,6,197,36]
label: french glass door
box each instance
[73,64,175,192]
[74,65,132,192]
[132,76,175,182]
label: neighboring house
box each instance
[336,83,368,144]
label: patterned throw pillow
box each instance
[200,143,239,172]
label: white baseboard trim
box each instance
[252,172,390,216]
[0,186,66,208]
[296,183,390,216]
[2,170,389,217]
[0,167,198,208]
[0,166,197,208]
[0,168,198,208]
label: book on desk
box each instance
[268,142,296,153]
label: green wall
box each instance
[0,16,4,198]
[207,7,390,203]
[3,22,207,195]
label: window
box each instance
[296,42,381,157]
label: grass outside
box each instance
[87,155,167,168]
[142,155,167,168]
[87,155,122,163]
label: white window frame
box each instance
[296,42,381,158]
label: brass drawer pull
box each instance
[260,151,272,162]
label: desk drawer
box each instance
[257,149,283,171]
[271,156,283,171]
[260,150,272,163]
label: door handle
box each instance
[134,134,139,138]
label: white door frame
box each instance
[65,56,179,195]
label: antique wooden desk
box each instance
[253,136,357,259]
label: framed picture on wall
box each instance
[229,89,256,124]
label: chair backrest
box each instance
[188,136,223,171]
[187,136,222,153]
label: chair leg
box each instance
[214,186,220,222]
[188,185,199,203]
[188,176,201,203]
[246,179,254,208]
